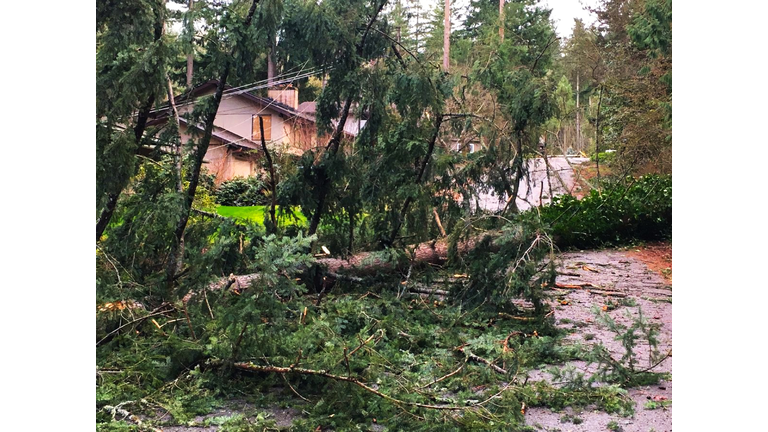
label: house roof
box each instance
[174,80,317,123]
[178,117,261,152]
[148,79,364,142]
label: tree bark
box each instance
[575,73,581,152]
[258,115,277,231]
[166,75,186,274]
[186,0,194,87]
[595,84,604,182]
[443,0,450,71]
[508,130,524,214]
[499,0,504,41]
[211,230,501,287]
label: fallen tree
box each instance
[202,230,503,296]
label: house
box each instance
[148,80,365,184]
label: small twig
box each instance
[232,322,249,359]
[96,305,173,346]
[589,290,627,297]
[290,348,303,368]
[183,303,197,341]
[231,362,470,410]
[419,360,466,389]
[458,347,507,375]
[281,374,311,402]
[203,289,214,320]
[343,347,352,377]
[150,319,167,337]
[345,332,379,360]
[636,349,672,373]
[97,245,123,292]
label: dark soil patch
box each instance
[625,242,672,283]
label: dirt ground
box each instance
[524,242,672,432]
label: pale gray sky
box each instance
[541,0,598,38]
[168,0,598,40]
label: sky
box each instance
[168,0,598,40]
[422,0,599,39]
[541,0,599,38]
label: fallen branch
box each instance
[103,401,162,432]
[589,290,627,298]
[230,361,469,410]
[409,287,450,296]
[554,282,597,289]
[458,347,507,375]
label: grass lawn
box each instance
[215,205,307,227]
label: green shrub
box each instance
[214,177,268,206]
[540,174,671,249]
[591,151,617,164]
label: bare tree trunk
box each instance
[348,208,354,256]
[499,0,504,41]
[595,84,604,182]
[267,46,276,86]
[508,130,524,214]
[575,73,580,152]
[166,76,186,274]
[258,116,277,231]
[542,142,553,200]
[186,0,194,87]
[443,0,450,71]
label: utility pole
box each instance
[443,0,450,71]
[499,0,504,41]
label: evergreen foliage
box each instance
[540,174,672,249]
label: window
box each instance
[455,142,461,152]
[252,115,272,141]
[468,143,475,153]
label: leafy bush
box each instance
[591,150,617,164]
[540,174,671,249]
[214,176,268,206]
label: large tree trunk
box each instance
[258,116,278,231]
[207,230,502,293]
